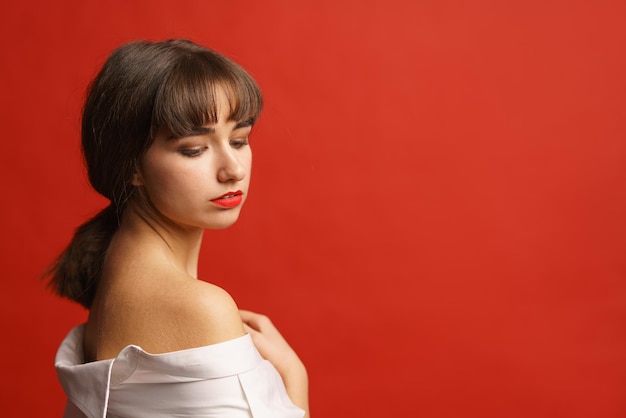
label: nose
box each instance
[216,147,246,183]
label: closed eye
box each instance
[178,147,207,157]
[230,138,249,149]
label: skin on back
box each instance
[83,212,245,362]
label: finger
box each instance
[239,309,257,324]
[242,323,258,335]
[239,309,269,331]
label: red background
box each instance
[1,1,625,417]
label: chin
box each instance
[203,211,243,230]
[206,221,238,230]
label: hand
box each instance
[239,310,309,417]
[239,309,304,375]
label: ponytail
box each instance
[47,205,119,309]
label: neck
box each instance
[119,202,204,278]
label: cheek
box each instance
[141,158,207,201]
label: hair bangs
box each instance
[152,50,263,139]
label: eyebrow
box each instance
[234,119,254,129]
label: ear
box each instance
[131,171,143,186]
[131,162,144,186]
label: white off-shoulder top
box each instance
[55,325,305,418]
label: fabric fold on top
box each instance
[55,325,304,418]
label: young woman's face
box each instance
[135,91,253,230]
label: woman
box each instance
[49,39,309,418]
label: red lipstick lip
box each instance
[210,190,244,208]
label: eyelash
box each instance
[178,147,206,158]
[230,138,249,149]
[177,139,249,158]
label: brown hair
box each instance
[47,39,263,308]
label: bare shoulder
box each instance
[91,269,245,357]
[172,278,246,345]
[146,276,246,350]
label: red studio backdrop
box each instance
[0,1,624,417]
